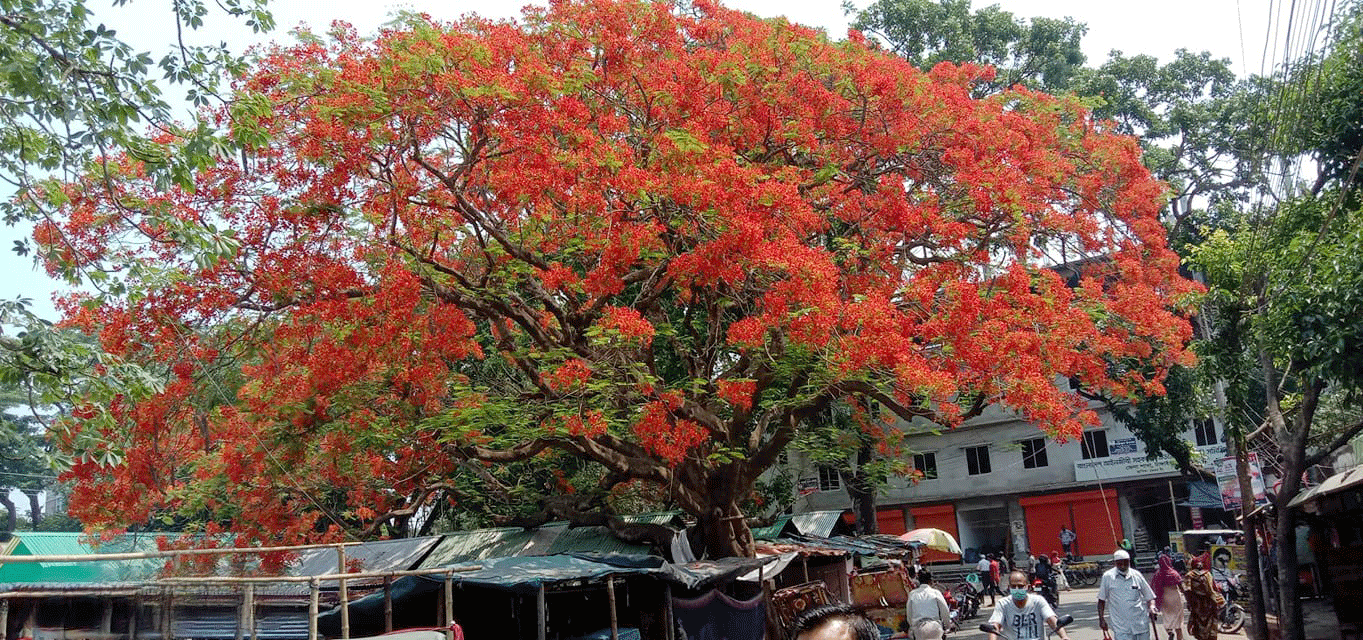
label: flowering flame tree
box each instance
[34,0,1196,558]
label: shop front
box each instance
[1019,489,1122,559]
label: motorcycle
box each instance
[950,581,982,621]
[980,614,1075,640]
[1214,578,1246,634]
[1034,576,1060,608]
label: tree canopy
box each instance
[34,0,1195,557]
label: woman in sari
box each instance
[1184,557,1223,640]
[1152,554,1185,640]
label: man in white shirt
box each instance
[977,555,996,605]
[1097,550,1157,640]
[908,570,952,638]
[988,571,1072,640]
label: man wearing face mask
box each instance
[987,571,1072,640]
[1097,550,1157,640]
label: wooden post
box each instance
[129,596,140,640]
[443,572,454,640]
[25,597,37,640]
[383,576,394,633]
[1168,480,1182,532]
[606,577,618,640]
[245,583,257,640]
[663,585,674,640]
[160,591,173,640]
[308,579,320,640]
[536,584,547,640]
[337,546,350,640]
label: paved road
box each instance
[951,585,1248,640]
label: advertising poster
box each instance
[1215,453,1268,511]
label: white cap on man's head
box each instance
[1113,549,1131,561]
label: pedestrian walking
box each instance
[1151,554,1185,640]
[1052,553,1071,591]
[990,554,1003,597]
[1182,558,1223,640]
[1097,550,1157,640]
[978,554,997,606]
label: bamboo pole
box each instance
[1,598,9,640]
[536,584,547,640]
[0,590,142,599]
[130,595,141,640]
[663,585,674,640]
[156,566,478,584]
[308,579,319,640]
[245,583,257,640]
[383,576,393,633]
[161,590,174,640]
[606,577,618,640]
[24,597,36,640]
[0,542,363,564]
[101,599,113,634]
[443,572,454,640]
[1168,480,1182,532]
[337,547,350,640]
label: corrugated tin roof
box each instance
[790,511,846,537]
[751,516,793,540]
[0,533,162,585]
[544,526,651,556]
[172,608,311,640]
[420,515,681,568]
[290,537,440,577]
[418,527,546,568]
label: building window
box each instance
[1020,438,1049,469]
[914,452,938,480]
[818,466,841,492]
[1193,419,1218,447]
[965,445,991,475]
[1081,430,1109,459]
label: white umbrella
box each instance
[899,528,962,554]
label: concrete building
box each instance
[786,401,1234,565]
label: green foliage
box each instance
[1,0,273,257]
[850,0,1087,94]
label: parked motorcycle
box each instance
[1215,578,1246,634]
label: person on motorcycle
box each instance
[1034,554,1057,606]
[987,571,1073,640]
[908,570,953,639]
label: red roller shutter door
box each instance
[909,504,960,563]
[1020,489,1121,558]
[877,507,907,536]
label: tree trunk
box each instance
[842,443,878,535]
[1272,377,1320,640]
[1274,426,1310,640]
[695,500,755,558]
[0,492,15,533]
[25,492,41,529]
[1233,436,1268,640]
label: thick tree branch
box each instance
[1304,418,1363,468]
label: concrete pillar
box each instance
[1009,498,1029,563]
[1117,492,1136,550]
